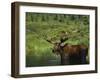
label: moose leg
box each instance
[60,53,69,65]
[81,49,87,64]
[69,54,81,65]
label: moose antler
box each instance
[46,37,55,44]
[46,31,69,44]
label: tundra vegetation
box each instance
[26,12,89,67]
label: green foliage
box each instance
[26,12,89,67]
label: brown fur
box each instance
[63,44,88,56]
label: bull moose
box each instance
[47,38,88,65]
[53,43,88,65]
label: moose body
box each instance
[53,43,88,65]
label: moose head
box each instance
[46,37,63,55]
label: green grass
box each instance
[26,32,61,67]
